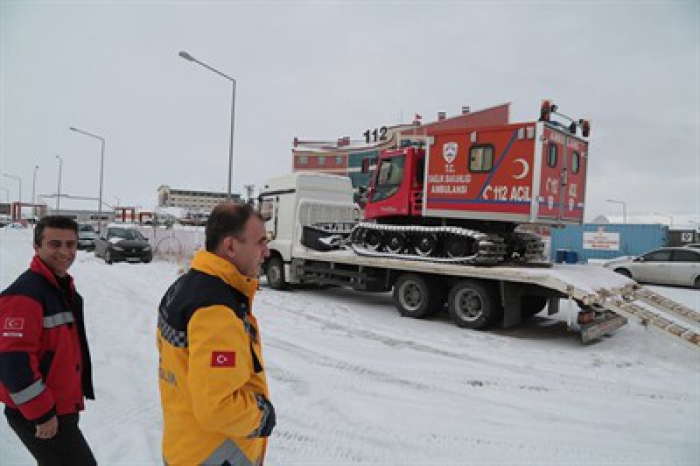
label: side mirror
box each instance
[633,256,644,262]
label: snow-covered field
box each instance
[0,228,698,465]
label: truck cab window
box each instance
[260,199,274,221]
[372,156,405,202]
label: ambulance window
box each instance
[571,152,581,174]
[547,143,558,168]
[372,156,405,202]
[415,159,425,185]
[469,145,494,173]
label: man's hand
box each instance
[35,416,58,439]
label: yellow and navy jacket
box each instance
[157,250,274,466]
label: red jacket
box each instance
[0,256,94,423]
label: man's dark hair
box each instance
[34,216,79,246]
[205,203,264,252]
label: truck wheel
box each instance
[447,280,502,329]
[521,295,548,319]
[266,256,286,290]
[393,274,445,318]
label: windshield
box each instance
[79,224,96,232]
[108,228,145,241]
[371,155,405,202]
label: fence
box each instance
[133,225,205,264]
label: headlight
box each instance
[144,247,151,252]
[113,246,124,251]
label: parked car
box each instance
[94,226,152,264]
[604,247,700,288]
[77,224,98,250]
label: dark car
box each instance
[94,226,153,264]
[77,224,98,250]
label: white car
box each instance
[604,247,700,288]
[78,224,98,250]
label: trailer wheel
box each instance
[521,295,548,319]
[266,256,287,290]
[393,273,445,318]
[447,280,502,329]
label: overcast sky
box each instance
[1,0,698,223]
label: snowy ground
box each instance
[0,228,698,465]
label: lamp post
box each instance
[32,165,39,205]
[31,165,39,219]
[56,155,64,211]
[606,199,627,224]
[70,127,106,232]
[179,50,237,200]
[2,173,22,204]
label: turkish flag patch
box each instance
[211,351,236,368]
[3,318,24,331]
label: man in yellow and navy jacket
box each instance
[157,203,274,465]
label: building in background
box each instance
[157,185,240,211]
[46,208,115,225]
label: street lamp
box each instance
[179,50,237,200]
[32,165,39,205]
[56,155,64,211]
[606,199,627,224]
[2,173,22,204]
[653,212,674,227]
[70,126,106,232]
[32,165,39,219]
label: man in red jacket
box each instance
[0,216,96,465]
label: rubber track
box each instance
[350,223,507,265]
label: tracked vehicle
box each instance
[351,101,590,265]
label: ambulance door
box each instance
[536,125,567,221]
[560,137,587,222]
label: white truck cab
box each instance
[259,172,358,287]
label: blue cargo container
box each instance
[549,224,668,263]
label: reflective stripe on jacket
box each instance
[0,256,94,423]
[158,250,272,465]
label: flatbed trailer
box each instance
[261,173,700,348]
